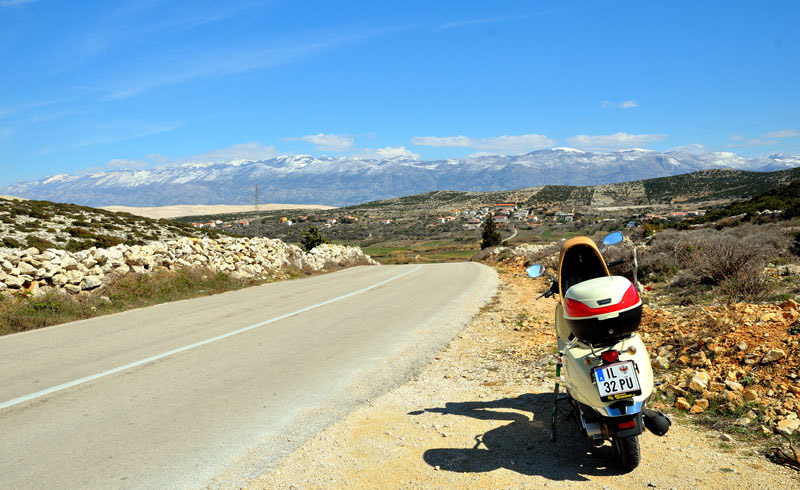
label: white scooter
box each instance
[527,231,670,471]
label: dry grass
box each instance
[0,267,265,336]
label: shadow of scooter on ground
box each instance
[410,393,627,482]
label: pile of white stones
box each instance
[0,237,378,295]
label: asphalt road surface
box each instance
[0,262,497,489]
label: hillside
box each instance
[349,167,800,211]
[0,197,226,252]
[171,166,800,250]
[688,179,800,224]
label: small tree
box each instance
[480,214,502,249]
[301,225,330,252]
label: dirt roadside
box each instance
[248,267,800,489]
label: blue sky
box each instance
[1,0,798,186]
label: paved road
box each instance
[0,263,497,489]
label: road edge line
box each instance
[0,265,422,411]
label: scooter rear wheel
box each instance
[612,435,640,471]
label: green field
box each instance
[362,239,480,264]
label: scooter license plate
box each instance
[594,361,641,401]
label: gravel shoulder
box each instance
[249,266,800,489]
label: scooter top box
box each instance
[563,276,642,344]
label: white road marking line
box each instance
[0,265,422,411]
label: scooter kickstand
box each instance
[550,360,562,442]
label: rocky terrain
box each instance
[643,301,800,435]
[0,238,377,295]
[248,265,800,489]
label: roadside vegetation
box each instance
[0,267,264,336]
[604,221,800,305]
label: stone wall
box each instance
[0,237,378,294]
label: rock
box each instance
[761,349,786,364]
[80,275,102,290]
[60,256,79,270]
[690,399,709,413]
[741,389,758,401]
[722,391,743,405]
[776,418,800,436]
[781,299,800,311]
[720,433,733,442]
[17,261,37,275]
[725,380,744,392]
[687,371,711,393]
[691,351,708,367]
[64,270,83,285]
[675,397,691,410]
[653,356,670,369]
[99,295,111,304]
[64,284,82,294]
[736,341,748,351]
[709,381,725,392]
[759,313,778,323]
[4,275,24,289]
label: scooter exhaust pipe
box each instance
[643,409,671,436]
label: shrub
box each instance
[26,235,57,250]
[791,232,800,257]
[300,225,330,252]
[1,237,23,248]
[641,223,788,301]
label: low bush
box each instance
[640,223,789,302]
[0,267,264,336]
[1,237,23,248]
[25,235,57,250]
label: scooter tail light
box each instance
[600,350,619,363]
[618,420,636,430]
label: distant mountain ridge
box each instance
[4,149,800,207]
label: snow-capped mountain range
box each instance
[4,149,800,207]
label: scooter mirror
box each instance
[603,231,624,247]
[526,264,544,278]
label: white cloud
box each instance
[0,128,13,141]
[411,133,555,153]
[725,133,775,148]
[358,146,420,160]
[670,143,707,154]
[566,132,667,151]
[284,133,355,151]
[602,99,639,109]
[185,142,278,162]
[762,128,800,139]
